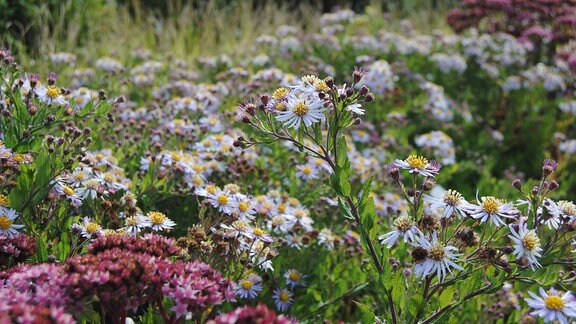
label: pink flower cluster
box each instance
[158,260,236,320]
[0,263,76,323]
[1,234,235,323]
[0,233,37,267]
[207,304,295,324]
[87,232,181,258]
[447,0,576,45]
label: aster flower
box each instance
[412,233,463,282]
[346,103,365,115]
[0,208,24,236]
[423,189,468,219]
[284,269,307,288]
[525,288,576,324]
[464,196,519,227]
[275,93,325,130]
[508,222,542,270]
[54,183,84,207]
[206,188,238,215]
[246,227,274,243]
[394,155,441,178]
[75,216,102,239]
[544,199,576,224]
[378,215,423,248]
[34,84,69,107]
[236,274,264,299]
[140,211,176,232]
[295,164,319,180]
[272,288,294,312]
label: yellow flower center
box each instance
[428,244,446,261]
[0,194,9,207]
[63,186,75,196]
[522,231,541,251]
[302,166,312,175]
[171,152,182,162]
[148,211,166,224]
[95,153,105,161]
[12,154,25,163]
[292,101,309,117]
[443,190,462,206]
[289,272,300,281]
[85,222,100,234]
[272,87,290,101]
[277,204,286,213]
[406,155,428,169]
[73,172,85,181]
[293,209,305,218]
[224,184,239,193]
[280,291,290,302]
[46,86,61,98]
[276,102,287,111]
[314,80,330,92]
[0,215,13,230]
[559,201,576,216]
[545,295,564,311]
[84,179,100,190]
[481,197,501,214]
[238,202,249,212]
[232,220,247,231]
[241,280,252,290]
[103,172,116,184]
[253,228,265,236]
[206,185,217,195]
[125,216,139,226]
[217,194,229,205]
[393,216,413,232]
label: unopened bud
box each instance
[512,179,522,190]
[47,72,57,85]
[359,85,369,95]
[549,180,559,191]
[365,93,375,102]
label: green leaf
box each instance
[338,197,354,220]
[336,136,349,168]
[353,301,376,323]
[438,286,455,308]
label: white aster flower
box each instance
[423,189,468,219]
[275,93,325,130]
[412,232,463,282]
[394,155,441,178]
[141,211,176,232]
[35,85,69,107]
[464,196,519,227]
[235,274,263,299]
[378,215,423,248]
[508,222,542,270]
[346,103,365,115]
[526,288,576,324]
[0,208,24,236]
[272,288,294,312]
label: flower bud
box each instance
[512,179,522,190]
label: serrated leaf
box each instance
[438,286,455,307]
[338,197,354,220]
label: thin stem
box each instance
[421,282,492,324]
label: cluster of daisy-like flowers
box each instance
[383,154,538,282]
[234,268,307,313]
[383,155,576,323]
[52,149,131,208]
